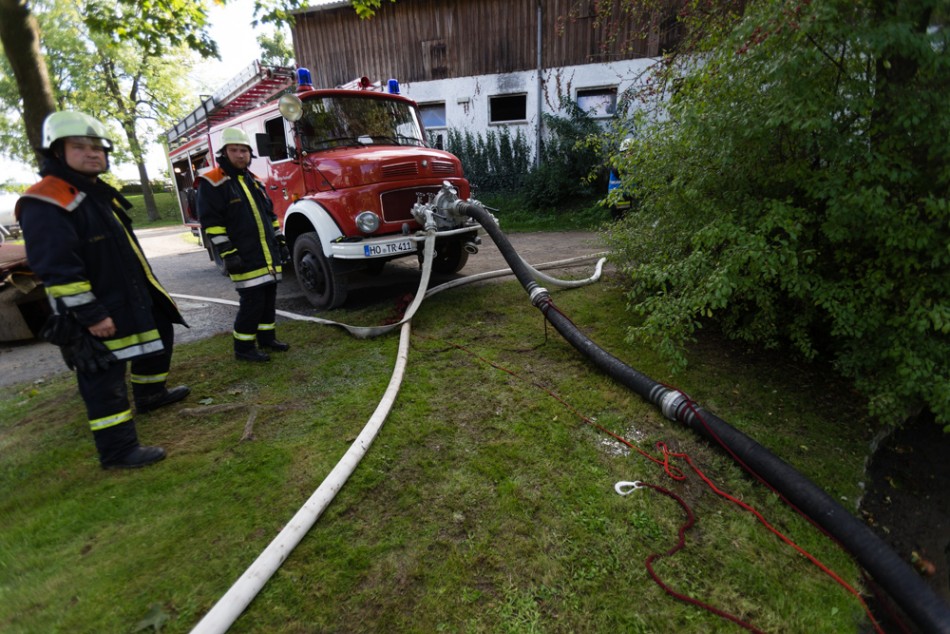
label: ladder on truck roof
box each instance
[164,61,296,149]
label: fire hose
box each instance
[439,195,950,634]
[184,183,950,633]
[181,227,607,634]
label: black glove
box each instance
[64,333,116,373]
[223,253,244,274]
[40,314,117,373]
[276,235,291,264]
[39,313,80,347]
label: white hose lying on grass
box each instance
[188,321,412,634]
[181,248,607,634]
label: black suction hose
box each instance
[458,201,950,634]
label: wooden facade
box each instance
[292,0,680,89]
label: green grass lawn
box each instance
[0,267,878,633]
[123,191,187,229]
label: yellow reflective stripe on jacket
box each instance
[206,226,230,248]
[230,265,280,282]
[231,268,282,289]
[131,372,168,385]
[104,328,163,360]
[237,175,275,273]
[111,210,178,312]
[46,280,93,298]
[89,408,133,431]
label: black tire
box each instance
[431,239,469,274]
[293,232,348,309]
[209,245,228,276]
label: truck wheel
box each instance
[293,232,348,309]
[209,245,228,276]
[431,239,469,274]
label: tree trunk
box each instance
[121,121,159,221]
[0,0,56,170]
[136,160,159,222]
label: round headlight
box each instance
[356,211,380,234]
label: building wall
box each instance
[293,0,671,87]
[292,0,672,160]
[401,58,655,152]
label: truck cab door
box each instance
[258,116,304,225]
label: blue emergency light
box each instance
[387,79,400,94]
[296,68,314,92]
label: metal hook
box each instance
[614,481,643,496]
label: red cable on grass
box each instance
[417,334,883,633]
[636,481,766,634]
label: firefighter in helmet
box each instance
[16,111,190,469]
[196,127,291,362]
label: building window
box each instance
[419,102,447,128]
[489,94,527,123]
[577,87,617,118]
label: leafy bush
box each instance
[605,0,950,428]
[446,101,609,210]
[446,126,532,193]
[523,100,605,209]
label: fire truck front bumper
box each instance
[328,225,483,261]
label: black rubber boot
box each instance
[135,385,191,414]
[95,421,166,470]
[259,336,290,352]
[235,339,270,362]
[102,446,166,470]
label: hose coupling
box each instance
[660,389,689,421]
[463,237,481,254]
[529,286,550,307]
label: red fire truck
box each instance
[164,61,480,309]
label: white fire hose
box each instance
[179,230,606,634]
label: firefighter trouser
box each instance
[78,312,175,464]
[233,282,278,351]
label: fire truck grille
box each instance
[380,186,444,223]
[382,162,419,178]
[431,160,456,175]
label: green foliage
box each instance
[605,0,950,427]
[347,0,398,20]
[446,126,532,193]
[257,29,295,67]
[523,99,605,209]
[446,102,607,212]
[83,0,217,57]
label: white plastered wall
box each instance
[399,58,657,160]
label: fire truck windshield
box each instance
[296,95,428,152]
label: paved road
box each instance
[0,226,607,388]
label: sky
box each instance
[1,0,308,185]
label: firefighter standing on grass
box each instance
[197,127,291,362]
[16,111,190,470]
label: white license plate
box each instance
[363,239,414,257]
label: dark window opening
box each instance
[489,94,527,123]
[264,117,288,161]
